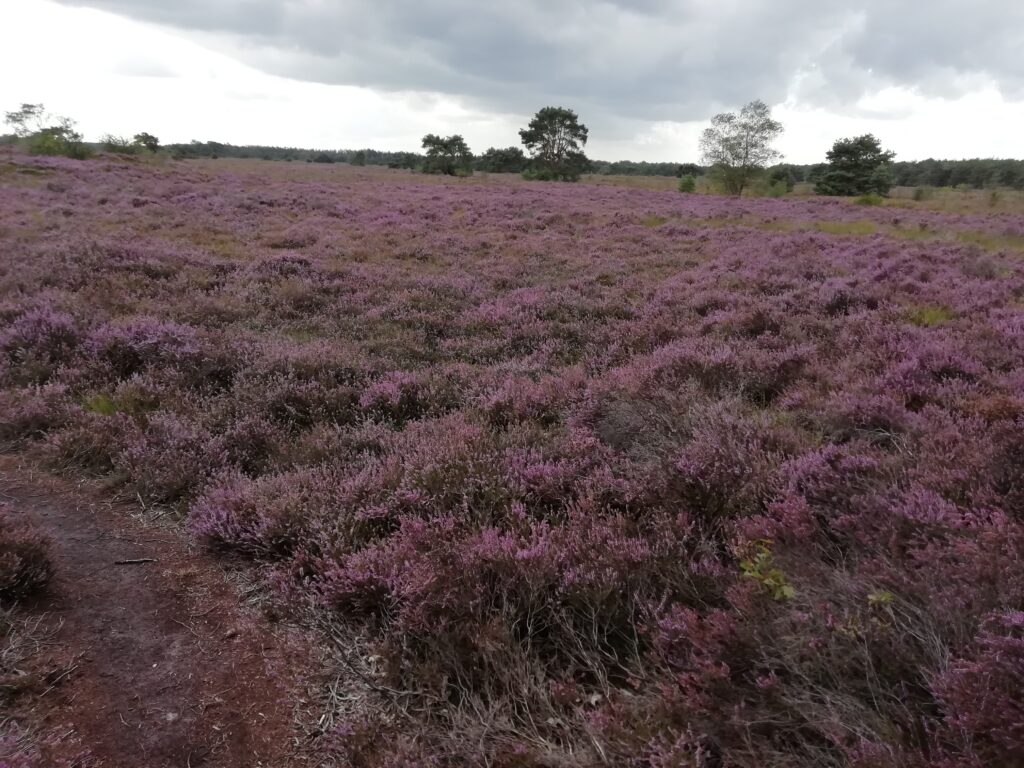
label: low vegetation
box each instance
[1,153,1022,765]
[0,506,51,602]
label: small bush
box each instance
[44,411,134,474]
[677,175,696,193]
[855,193,885,206]
[0,309,82,385]
[0,385,73,443]
[100,134,138,155]
[0,506,52,601]
[119,414,226,504]
[522,167,558,181]
[26,126,91,160]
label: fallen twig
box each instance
[41,663,80,697]
[113,558,157,565]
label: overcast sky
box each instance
[4,0,1023,163]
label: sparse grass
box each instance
[906,304,956,327]
[854,193,885,206]
[815,219,879,236]
[887,184,1024,214]
[0,598,62,767]
[956,229,1024,253]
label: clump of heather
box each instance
[3,151,1024,765]
[0,308,82,385]
[0,505,53,601]
[933,612,1024,764]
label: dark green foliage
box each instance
[133,132,160,153]
[26,121,90,159]
[421,134,473,176]
[773,158,1024,193]
[700,100,784,196]
[891,158,1024,189]
[312,152,335,164]
[475,146,527,173]
[165,141,424,169]
[768,164,802,191]
[815,134,896,196]
[519,106,590,182]
[806,162,830,185]
[677,174,696,193]
[589,160,698,177]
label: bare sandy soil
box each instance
[0,456,313,768]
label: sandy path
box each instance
[0,457,312,767]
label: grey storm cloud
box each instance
[57,0,1024,121]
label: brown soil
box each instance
[0,456,313,768]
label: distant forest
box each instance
[168,140,1024,190]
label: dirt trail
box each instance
[0,457,312,768]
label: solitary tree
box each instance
[519,107,589,181]
[815,134,896,196]
[677,175,697,193]
[421,134,473,176]
[699,100,783,196]
[133,132,160,153]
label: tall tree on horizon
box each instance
[700,100,783,196]
[519,107,590,181]
[815,134,896,196]
[421,134,473,176]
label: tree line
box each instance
[7,101,1024,193]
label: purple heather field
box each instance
[2,153,1024,766]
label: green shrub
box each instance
[27,126,91,159]
[522,167,558,181]
[677,174,696,193]
[101,134,138,155]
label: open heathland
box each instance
[1,154,1023,767]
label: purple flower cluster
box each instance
[2,153,1024,765]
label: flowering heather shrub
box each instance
[119,414,226,503]
[0,309,82,385]
[933,612,1024,763]
[0,505,52,601]
[3,153,1024,765]
[43,410,135,475]
[190,467,345,557]
[0,385,74,444]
